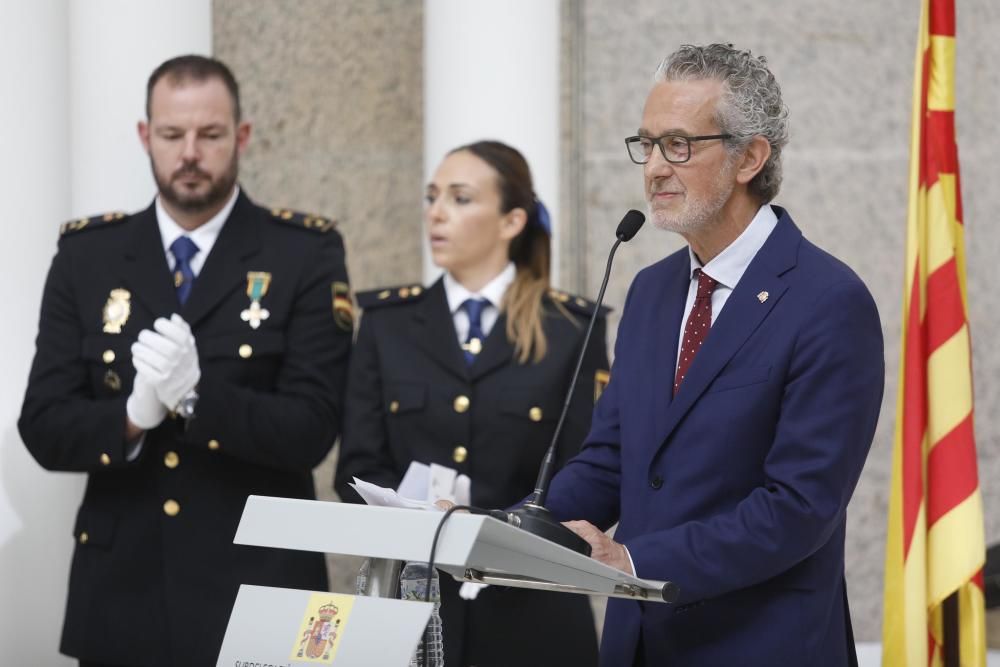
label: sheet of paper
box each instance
[396,461,430,501]
[395,461,471,505]
[349,477,440,511]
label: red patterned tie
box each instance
[674,269,719,395]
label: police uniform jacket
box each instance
[19,191,352,666]
[335,278,608,667]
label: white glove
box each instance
[125,370,168,430]
[131,313,201,411]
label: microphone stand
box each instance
[504,212,644,556]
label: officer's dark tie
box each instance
[170,236,200,305]
[674,268,719,395]
[461,297,489,365]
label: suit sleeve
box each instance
[545,287,639,529]
[333,310,403,502]
[626,279,883,604]
[18,243,131,471]
[182,231,352,472]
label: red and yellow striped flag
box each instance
[882,0,987,665]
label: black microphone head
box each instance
[616,209,645,241]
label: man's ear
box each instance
[735,135,771,186]
[235,121,252,156]
[138,120,151,153]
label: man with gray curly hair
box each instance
[547,43,884,665]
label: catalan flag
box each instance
[881,0,987,665]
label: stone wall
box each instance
[214,0,1000,641]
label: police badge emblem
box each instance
[331,282,354,332]
[102,288,131,333]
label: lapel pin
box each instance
[757,291,769,303]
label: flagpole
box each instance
[943,593,959,667]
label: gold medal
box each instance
[102,288,131,334]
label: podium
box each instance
[217,496,678,666]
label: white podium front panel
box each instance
[217,585,431,667]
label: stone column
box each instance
[0,2,210,663]
[423,0,561,281]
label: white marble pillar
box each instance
[423,0,561,282]
[69,0,213,214]
[0,1,210,663]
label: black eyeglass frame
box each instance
[624,133,734,165]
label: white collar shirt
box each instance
[155,186,240,277]
[676,203,779,368]
[443,262,517,343]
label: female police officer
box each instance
[335,140,607,666]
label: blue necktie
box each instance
[170,236,200,305]
[461,298,488,365]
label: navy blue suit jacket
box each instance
[547,207,884,666]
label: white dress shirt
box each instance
[443,262,517,342]
[155,186,239,277]
[675,204,779,370]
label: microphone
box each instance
[500,209,646,555]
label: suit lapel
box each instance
[652,212,802,456]
[181,192,262,329]
[651,254,694,442]
[121,202,179,319]
[411,280,469,382]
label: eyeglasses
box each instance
[625,133,733,165]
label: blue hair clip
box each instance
[534,198,551,236]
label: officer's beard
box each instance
[154,150,239,216]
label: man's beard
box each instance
[648,158,736,235]
[154,153,238,214]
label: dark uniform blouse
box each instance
[336,278,609,667]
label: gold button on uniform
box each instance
[163,499,180,517]
[389,400,400,414]
[163,451,180,469]
[99,453,111,466]
[102,349,116,364]
[208,439,220,450]
[529,407,543,422]
[238,344,253,358]
[453,395,470,413]
[452,446,468,463]
[79,532,89,544]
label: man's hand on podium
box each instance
[563,520,634,575]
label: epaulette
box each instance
[59,211,128,237]
[269,207,338,233]
[547,288,611,318]
[356,284,427,310]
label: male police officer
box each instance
[19,55,352,666]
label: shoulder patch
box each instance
[546,288,611,318]
[59,211,128,237]
[269,207,338,233]
[356,284,427,310]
